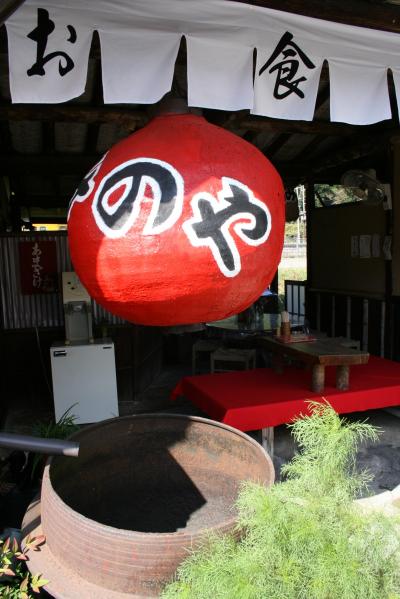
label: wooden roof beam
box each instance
[279,130,400,179]
[232,117,394,137]
[0,153,98,175]
[12,195,70,208]
[263,133,292,157]
[5,103,394,138]
[232,0,400,34]
[0,105,149,129]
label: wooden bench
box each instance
[210,348,256,373]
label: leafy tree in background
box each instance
[315,184,361,207]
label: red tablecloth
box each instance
[171,356,400,431]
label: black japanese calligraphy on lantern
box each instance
[27,8,76,77]
[259,31,315,100]
[68,153,107,220]
[91,158,184,238]
[183,178,271,278]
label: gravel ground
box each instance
[271,408,400,496]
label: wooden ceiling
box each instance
[0,0,399,222]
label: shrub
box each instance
[0,534,48,598]
[162,402,400,599]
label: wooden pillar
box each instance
[391,138,400,293]
[389,137,400,358]
[305,178,314,329]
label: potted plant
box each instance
[0,534,48,598]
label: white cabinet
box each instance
[50,339,119,424]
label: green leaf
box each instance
[19,574,29,591]
[23,535,45,551]
[30,575,49,593]
[1,567,15,576]
[11,538,18,554]
[15,552,28,561]
[33,576,49,588]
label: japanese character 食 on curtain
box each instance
[67,113,285,325]
[6,0,400,124]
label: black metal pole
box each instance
[0,432,79,457]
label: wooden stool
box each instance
[192,339,220,374]
[210,348,256,373]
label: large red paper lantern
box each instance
[68,113,285,325]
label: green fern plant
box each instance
[31,404,79,480]
[162,401,400,599]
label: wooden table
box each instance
[256,335,370,393]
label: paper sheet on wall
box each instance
[382,183,392,210]
[359,235,371,258]
[372,234,381,258]
[383,235,392,260]
[351,235,359,257]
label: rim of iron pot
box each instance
[46,413,274,541]
[22,414,275,598]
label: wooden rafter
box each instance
[281,129,400,178]
[231,0,400,34]
[3,104,397,139]
[229,117,393,137]
[294,133,326,160]
[0,105,148,128]
[12,194,70,208]
[0,153,98,175]
[263,133,292,156]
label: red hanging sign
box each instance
[19,240,58,294]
